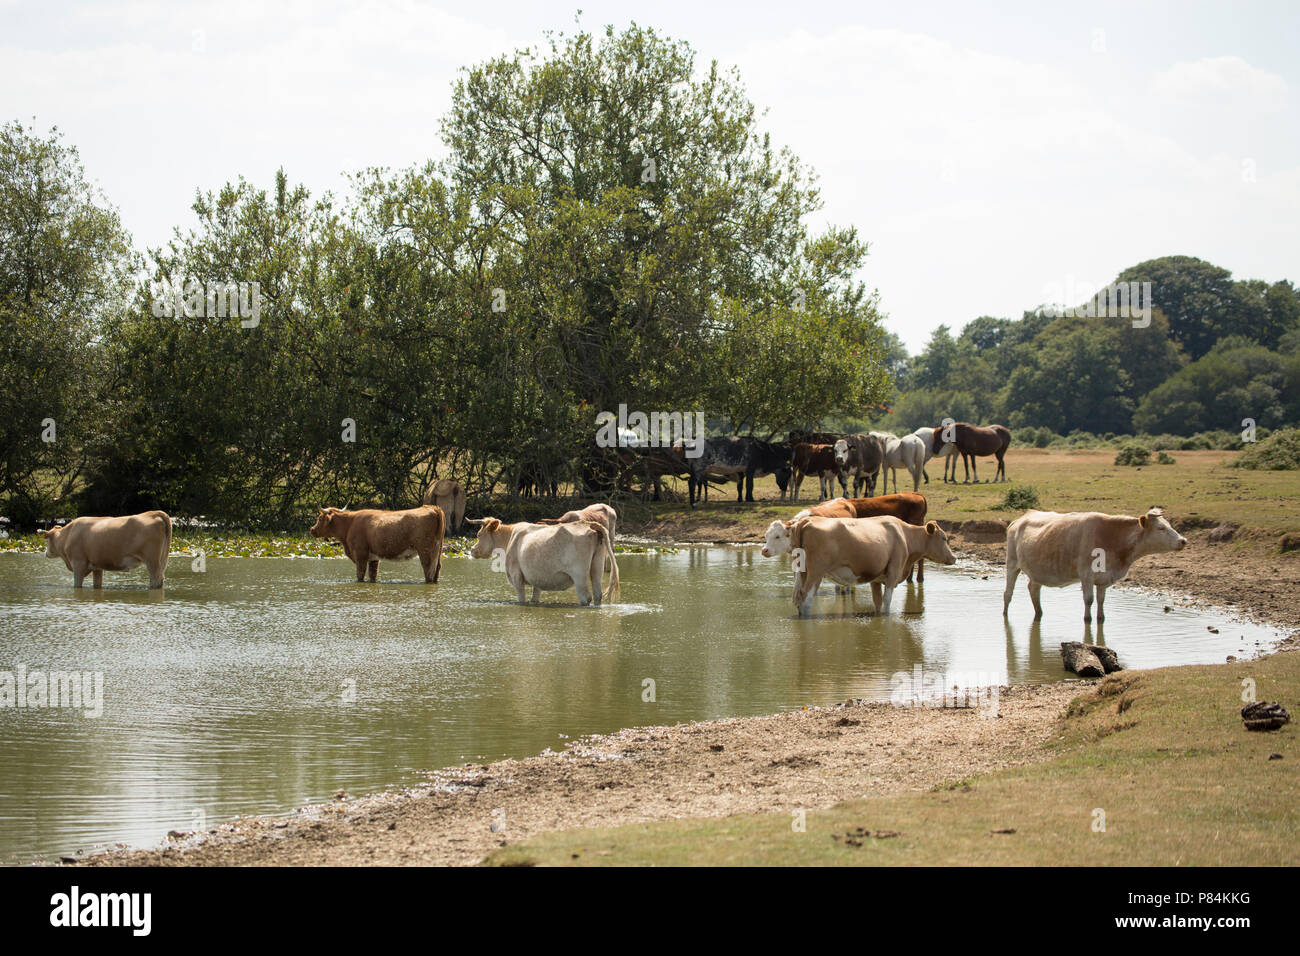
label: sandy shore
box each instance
[76,523,1299,867]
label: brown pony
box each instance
[931,423,1011,483]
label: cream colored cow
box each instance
[41,511,172,589]
[787,515,955,616]
[469,517,617,606]
[1003,507,1187,622]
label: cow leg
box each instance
[420,551,436,583]
[916,557,924,583]
[92,569,104,589]
[1028,580,1044,619]
[532,586,543,605]
[367,560,379,582]
[736,474,744,502]
[147,562,165,589]
[794,572,821,616]
[879,584,897,615]
[354,558,368,582]
[1095,584,1107,623]
[870,582,883,615]
[1081,579,1094,622]
[1003,562,1020,616]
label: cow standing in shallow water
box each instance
[41,511,172,589]
[310,505,445,582]
[785,515,956,616]
[535,502,620,596]
[469,517,617,606]
[1003,506,1187,622]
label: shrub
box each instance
[1155,451,1176,465]
[1114,443,1151,466]
[998,485,1040,510]
[1232,428,1300,470]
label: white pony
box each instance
[870,432,926,493]
[910,426,957,486]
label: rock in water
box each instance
[1060,642,1105,678]
[1242,701,1291,731]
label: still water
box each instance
[0,547,1282,862]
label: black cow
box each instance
[686,437,792,507]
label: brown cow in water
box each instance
[310,505,445,582]
[41,511,172,589]
[423,479,466,533]
[535,502,620,596]
[931,422,1011,483]
[765,492,931,583]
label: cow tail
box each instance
[161,511,173,554]
[596,523,620,600]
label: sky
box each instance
[3,0,1297,352]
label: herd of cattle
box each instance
[610,422,1014,508]
[36,471,1189,624]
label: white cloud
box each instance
[1151,55,1288,112]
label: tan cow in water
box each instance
[422,479,466,533]
[535,502,620,596]
[310,505,445,582]
[785,515,956,616]
[469,517,617,606]
[776,492,930,582]
[40,511,172,589]
[1003,507,1187,622]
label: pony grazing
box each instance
[931,423,1011,483]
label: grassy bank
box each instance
[620,448,1300,541]
[486,646,1298,866]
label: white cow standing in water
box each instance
[469,517,618,606]
[1003,507,1187,622]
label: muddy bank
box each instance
[79,682,1079,867]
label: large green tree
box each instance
[0,122,135,527]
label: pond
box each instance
[0,546,1283,863]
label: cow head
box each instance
[38,525,64,558]
[1138,507,1187,553]
[468,517,504,559]
[922,521,957,565]
[761,519,792,558]
[310,507,340,539]
[833,439,850,466]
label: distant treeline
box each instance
[0,26,892,529]
[865,255,1300,439]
